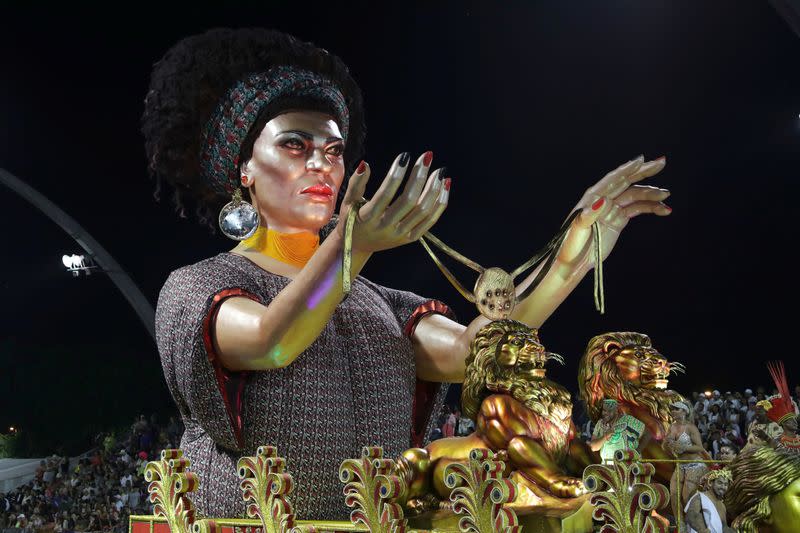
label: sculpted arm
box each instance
[506,156,670,328]
[410,157,671,381]
[410,264,581,383]
[214,228,372,370]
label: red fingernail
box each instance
[356,160,366,174]
[423,151,433,167]
[592,198,605,211]
[656,155,666,162]
[444,177,451,191]
[664,205,672,212]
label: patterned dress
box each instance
[745,421,783,450]
[155,252,451,520]
[592,413,645,463]
[778,434,800,454]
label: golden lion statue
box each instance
[396,319,592,518]
[577,331,685,483]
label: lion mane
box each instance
[578,332,683,438]
[461,320,573,458]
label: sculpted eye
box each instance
[326,144,344,156]
[282,138,306,150]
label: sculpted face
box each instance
[243,111,345,234]
[495,330,547,379]
[766,477,800,533]
[611,344,672,390]
[783,416,798,434]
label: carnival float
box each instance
[131,319,800,532]
[132,28,800,533]
[130,324,689,533]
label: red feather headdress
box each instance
[766,361,796,424]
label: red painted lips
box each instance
[300,184,334,196]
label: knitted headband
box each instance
[201,65,350,195]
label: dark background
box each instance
[1,1,798,455]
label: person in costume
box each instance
[665,400,712,527]
[718,444,738,462]
[775,415,800,454]
[589,398,645,463]
[747,402,784,450]
[758,363,800,455]
[727,446,800,533]
[143,28,673,519]
[685,469,734,533]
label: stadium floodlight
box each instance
[62,253,98,277]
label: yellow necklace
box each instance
[242,226,319,268]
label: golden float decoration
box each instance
[339,446,408,533]
[442,449,521,533]
[581,449,669,533]
[143,449,218,533]
[237,446,304,533]
[135,445,534,533]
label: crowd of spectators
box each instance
[431,406,475,440]
[0,415,183,533]
[575,383,800,530]
[690,385,800,458]
[578,384,800,460]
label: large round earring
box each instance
[218,188,260,240]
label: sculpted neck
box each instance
[241,226,320,268]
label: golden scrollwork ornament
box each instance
[144,449,218,533]
[442,449,521,533]
[419,211,605,320]
[582,449,670,533]
[238,446,306,533]
[339,446,408,532]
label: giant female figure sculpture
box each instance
[143,28,672,520]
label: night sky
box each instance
[2,2,799,453]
